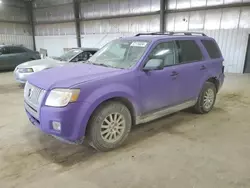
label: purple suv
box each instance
[24,32,224,151]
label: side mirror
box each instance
[143,59,164,71]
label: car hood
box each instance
[27,63,121,90]
[17,58,65,68]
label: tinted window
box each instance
[9,47,26,53]
[149,42,177,67]
[73,51,92,62]
[201,40,222,59]
[176,40,203,63]
[0,47,9,54]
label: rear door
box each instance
[172,39,205,103]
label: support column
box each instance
[160,0,166,33]
[73,0,81,47]
[26,1,36,51]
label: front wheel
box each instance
[87,101,132,152]
[193,82,217,114]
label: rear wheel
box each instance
[87,101,132,152]
[193,82,217,114]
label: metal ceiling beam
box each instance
[160,0,166,33]
[167,2,250,13]
[25,0,36,51]
[33,11,160,25]
[81,11,160,21]
[73,0,81,47]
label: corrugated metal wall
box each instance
[80,0,160,49]
[0,1,33,49]
[33,0,76,55]
[166,6,250,73]
[32,0,250,73]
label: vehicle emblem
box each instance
[28,88,33,98]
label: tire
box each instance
[87,101,132,152]
[193,82,217,114]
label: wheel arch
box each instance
[82,93,139,137]
[84,96,137,135]
[206,77,219,92]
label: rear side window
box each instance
[201,40,222,59]
[9,47,26,54]
[176,40,203,63]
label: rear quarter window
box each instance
[176,40,203,63]
[201,40,222,59]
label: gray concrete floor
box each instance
[0,72,250,188]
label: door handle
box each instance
[200,65,206,70]
[170,71,179,76]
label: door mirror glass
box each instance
[143,59,164,71]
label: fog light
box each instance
[52,121,61,131]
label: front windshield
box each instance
[58,49,82,61]
[87,40,149,69]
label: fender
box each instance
[78,83,141,137]
[198,69,219,95]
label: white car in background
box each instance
[14,48,98,85]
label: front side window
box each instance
[0,47,9,54]
[176,40,203,63]
[59,49,82,62]
[148,42,177,67]
[88,40,149,69]
[10,47,26,53]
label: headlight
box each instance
[45,89,80,107]
[19,68,34,73]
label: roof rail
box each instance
[135,31,207,37]
[135,32,165,36]
[167,31,207,36]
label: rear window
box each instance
[176,40,203,63]
[201,40,222,59]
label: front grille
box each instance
[24,82,45,106]
[24,82,46,121]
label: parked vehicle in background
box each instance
[0,45,40,71]
[14,48,98,84]
[24,32,225,151]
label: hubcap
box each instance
[203,88,215,109]
[101,113,126,143]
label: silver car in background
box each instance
[14,48,98,84]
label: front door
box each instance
[139,41,180,114]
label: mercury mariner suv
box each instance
[24,32,225,151]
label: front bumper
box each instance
[25,101,91,143]
[14,70,34,84]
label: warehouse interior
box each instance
[1,0,250,187]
